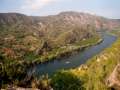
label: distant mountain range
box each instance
[0,11,120,57]
[1,11,120,89]
[0,11,120,29]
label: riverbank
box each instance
[1,32,117,89]
[0,34,103,88]
[31,32,117,77]
[51,34,119,90]
[28,36,103,66]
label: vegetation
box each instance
[51,32,120,90]
[0,12,120,89]
[108,28,120,37]
[0,12,103,88]
[51,70,85,90]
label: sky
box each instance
[0,0,120,19]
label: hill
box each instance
[0,11,120,88]
[0,11,120,57]
[51,31,120,90]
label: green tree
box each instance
[51,71,84,90]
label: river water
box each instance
[30,33,117,76]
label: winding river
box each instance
[30,32,117,76]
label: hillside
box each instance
[0,12,102,62]
[0,12,120,59]
[32,11,120,31]
[0,11,120,89]
[51,32,120,90]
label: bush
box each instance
[51,70,84,90]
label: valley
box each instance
[51,30,120,90]
[0,11,120,89]
[31,32,116,76]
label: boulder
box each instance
[106,64,120,90]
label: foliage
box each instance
[0,12,117,89]
[51,37,120,90]
[51,70,85,90]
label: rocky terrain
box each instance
[107,64,120,90]
[0,11,120,89]
[0,11,120,59]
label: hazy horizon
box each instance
[0,0,120,19]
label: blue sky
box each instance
[0,0,120,19]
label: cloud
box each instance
[21,0,58,13]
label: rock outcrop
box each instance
[106,64,120,90]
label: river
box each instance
[29,32,117,76]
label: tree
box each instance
[51,71,85,90]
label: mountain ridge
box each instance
[0,11,120,56]
[0,11,120,30]
[0,11,120,88]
